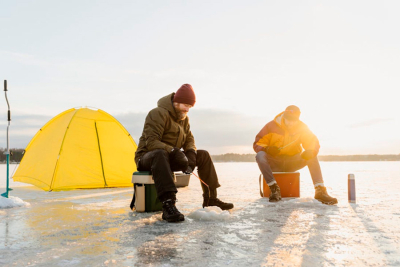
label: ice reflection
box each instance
[136,230,179,265]
[262,210,313,266]
[323,205,388,266]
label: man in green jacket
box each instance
[135,84,234,222]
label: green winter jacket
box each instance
[134,93,196,165]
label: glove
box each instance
[170,147,188,171]
[184,166,193,174]
[185,149,197,171]
[264,146,280,157]
[301,150,317,160]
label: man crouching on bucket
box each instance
[135,84,234,222]
[253,105,337,205]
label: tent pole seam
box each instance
[49,109,78,190]
[94,121,107,187]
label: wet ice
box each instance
[1,162,400,266]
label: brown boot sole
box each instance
[269,198,282,202]
[316,198,338,205]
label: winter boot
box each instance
[269,183,282,202]
[160,192,184,222]
[314,186,338,205]
[202,187,234,210]
[203,198,234,210]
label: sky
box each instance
[0,1,399,155]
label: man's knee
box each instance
[306,155,320,165]
[197,149,210,159]
[196,150,212,166]
[152,149,169,160]
[256,151,268,163]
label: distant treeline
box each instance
[1,149,399,163]
[318,154,400,161]
[0,148,25,163]
[211,153,400,162]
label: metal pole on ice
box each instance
[348,174,356,203]
[1,80,12,198]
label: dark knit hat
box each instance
[173,84,196,106]
[283,105,301,121]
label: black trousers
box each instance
[137,149,221,198]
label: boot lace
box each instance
[164,200,180,215]
[316,186,328,195]
[213,198,225,205]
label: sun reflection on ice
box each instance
[262,209,314,266]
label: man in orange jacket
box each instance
[253,105,337,205]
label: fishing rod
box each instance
[278,138,299,150]
[1,80,12,198]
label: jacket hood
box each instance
[157,93,177,119]
[274,112,285,127]
[274,111,303,132]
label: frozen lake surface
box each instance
[1,162,400,266]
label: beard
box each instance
[175,109,188,121]
[173,103,189,121]
[174,106,187,121]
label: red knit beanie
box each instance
[173,84,196,106]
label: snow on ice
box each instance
[188,206,231,221]
[0,196,30,209]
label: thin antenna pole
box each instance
[2,80,11,198]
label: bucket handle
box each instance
[259,174,264,197]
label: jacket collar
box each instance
[157,93,178,120]
[274,112,303,133]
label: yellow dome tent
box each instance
[13,107,137,191]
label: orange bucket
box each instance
[261,172,300,198]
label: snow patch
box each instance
[0,196,30,209]
[287,197,321,204]
[188,206,231,221]
[280,197,325,207]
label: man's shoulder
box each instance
[144,107,171,125]
[297,120,309,130]
[265,120,278,129]
[147,106,170,117]
[257,120,278,135]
